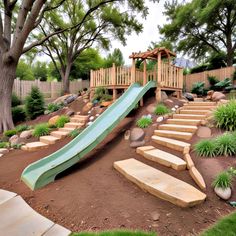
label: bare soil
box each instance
[0,97,236,236]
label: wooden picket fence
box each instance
[13,78,90,99]
[184,66,236,92]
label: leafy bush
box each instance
[15,124,29,133]
[212,171,232,189]
[46,103,63,114]
[55,115,70,128]
[194,140,218,157]
[136,116,152,128]
[214,78,232,91]
[4,129,17,137]
[93,87,112,102]
[232,70,236,81]
[190,64,208,74]
[12,93,21,107]
[215,133,236,156]
[214,100,236,131]
[25,86,45,120]
[191,82,205,95]
[154,104,170,115]
[0,142,10,148]
[32,123,50,138]
[69,129,81,138]
[11,144,23,149]
[207,76,219,90]
[12,106,26,124]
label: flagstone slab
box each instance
[0,189,16,205]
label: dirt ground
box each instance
[0,96,236,236]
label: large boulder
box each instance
[53,94,73,104]
[197,127,212,138]
[184,93,194,101]
[48,115,60,126]
[212,92,226,102]
[214,187,231,200]
[82,102,93,113]
[130,128,145,142]
[64,94,77,105]
[20,130,33,139]
[0,148,9,154]
[146,103,156,113]
[65,108,74,117]
[9,135,20,146]
[130,140,145,148]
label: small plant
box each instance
[11,143,23,149]
[212,171,232,189]
[191,81,205,95]
[69,129,81,138]
[15,124,29,133]
[154,104,170,115]
[214,100,236,131]
[12,92,21,107]
[46,103,63,114]
[25,86,45,119]
[215,133,236,156]
[12,106,26,124]
[0,142,10,148]
[194,139,218,157]
[55,115,70,128]
[214,78,232,91]
[4,129,17,137]
[32,123,50,138]
[136,116,152,128]
[93,87,112,102]
[207,75,220,90]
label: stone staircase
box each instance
[114,101,218,207]
[21,113,89,151]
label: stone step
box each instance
[59,127,75,132]
[64,122,83,129]
[51,131,69,139]
[114,158,206,207]
[71,115,89,122]
[154,130,193,141]
[194,98,204,101]
[158,124,198,133]
[183,105,216,110]
[173,114,206,120]
[70,117,86,124]
[40,136,60,145]
[189,166,206,190]
[166,119,201,126]
[152,135,190,153]
[137,146,186,171]
[188,101,217,106]
[180,110,210,115]
[23,142,49,151]
[0,190,17,205]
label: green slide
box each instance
[21,81,156,190]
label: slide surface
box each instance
[21,81,156,190]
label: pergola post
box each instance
[143,59,147,86]
[156,51,162,102]
[112,63,117,101]
[131,58,135,84]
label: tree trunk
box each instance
[61,62,72,94]
[0,62,17,133]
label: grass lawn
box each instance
[71,230,156,236]
[200,211,236,236]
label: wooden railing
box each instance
[90,62,183,90]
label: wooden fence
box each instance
[13,78,90,99]
[184,66,236,92]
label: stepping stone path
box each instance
[0,189,70,236]
[114,101,218,207]
[21,114,89,151]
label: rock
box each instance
[0,154,3,158]
[124,130,130,140]
[48,115,60,126]
[100,101,113,107]
[82,102,93,113]
[197,126,212,138]
[161,91,168,101]
[130,128,145,142]
[146,103,156,113]
[9,135,20,146]
[146,114,152,119]
[164,99,173,103]
[96,114,99,117]
[156,116,164,122]
[83,99,89,103]
[218,99,228,105]
[150,212,160,221]
[212,92,226,102]
[87,121,93,126]
[20,130,33,139]
[214,187,231,200]
[184,93,194,101]
[65,109,74,117]
[64,94,77,105]
[89,116,94,121]
[88,110,91,114]
[175,105,179,109]
[0,148,9,154]
[94,106,104,114]
[171,107,176,112]
[130,140,145,148]
[53,94,73,104]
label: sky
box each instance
[106,1,167,65]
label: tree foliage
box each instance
[103,48,125,68]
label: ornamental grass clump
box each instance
[214,100,236,131]
[136,116,152,128]
[32,123,50,138]
[194,139,218,157]
[215,133,236,156]
[212,171,232,189]
[55,115,70,128]
[154,104,170,115]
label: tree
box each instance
[32,61,48,81]
[39,1,146,94]
[16,60,34,80]
[103,48,125,68]
[0,0,158,132]
[160,0,236,66]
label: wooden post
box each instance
[131,58,135,84]
[143,59,147,86]
[111,63,117,100]
[113,89,117,101]
[156,51,162,102]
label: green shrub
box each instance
[11,143,23,149]
[4,129,17,137]
[46,103,63,114]
[194,139,218,157]
[15,124,29,133]
[136,116,152,128]
[215,133,236,156]
[214,78,232,91]
[12,106,26,124]
[11,93,21,107]
[0,142,10,148]
[207,76,219,90]
[32,123,50,138]
[25,86,45,119]
[214,100,236,131]
[212,171,232,189]
[68,129,81,138]
[191,82,205,95]
[93,87,112,102]
[154,104,170,115]
[55,115,70,128]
